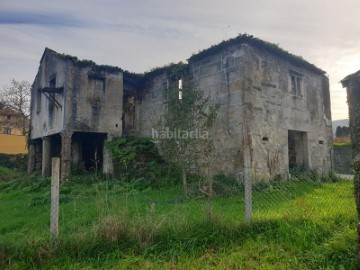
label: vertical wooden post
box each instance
[50,157,60,239]
[244,146,252,224]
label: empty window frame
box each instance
[290,71,303,97]
[49,75,56,88]
[36,88,42,113]
[4,127,11,134]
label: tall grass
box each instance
[0,168,357,269]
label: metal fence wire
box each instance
[0,154,357,269]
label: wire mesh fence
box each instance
[0,163,357,268]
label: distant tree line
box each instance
[335,126,350,138]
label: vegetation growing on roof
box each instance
[123,70,145,87]
[144,62,188,81]
[47,48,122,74]
[189,34,325,75]
[123,62,189,88]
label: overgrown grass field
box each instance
[0,167,357,269]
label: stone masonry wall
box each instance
[64,65,123,137]
[30,51,123,140]
[135,43,332,179]
[30,52,66,139]
[242,45,333,178]
[189,46,247,178]
[137,74,168,137]
[333,146,353,174]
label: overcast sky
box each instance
[0,0,359,120]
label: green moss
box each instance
[144,62,188,81]
[189,34,325,75]
[57,52,122,74]
[333,142,352,147]
[122,62,188,88]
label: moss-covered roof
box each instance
[341,69,360,87]
[41,34,326,88]
[123,62,188,88]
[42,48,123,74]
[123,70,145,87]
[144,62,188,80]
[188,34,326,75]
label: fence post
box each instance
[244,146,252,224]
[50,157,60,239]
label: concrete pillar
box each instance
[243,145,252,224]
[27,144,36,173]
[42,137,51,177]
[103,135,114,175]
[50,157,60,239]
[61,132,72,182]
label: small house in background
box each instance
[0,104,28,154]
[28,35,333,181]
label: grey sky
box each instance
[0,0,359,120]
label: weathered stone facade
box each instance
[341,69,360,257]
[28,49,123,180]
[135,39,333,180]
[28,35,333,181]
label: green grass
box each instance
[0,169,357,269]
[333,142,352,147]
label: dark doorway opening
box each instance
[288,130,308,169]
[72,132,107,171]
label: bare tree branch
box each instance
[0,79,31,135]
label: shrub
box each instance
[106,137,181,188]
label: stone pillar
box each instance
[61,132,72,182]
[42,137,51,177]
[103,135,114,175]
[27,143,36,173]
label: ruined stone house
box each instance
[28,35,333,181]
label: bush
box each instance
[0,154,27,171]
[107,137,181,188]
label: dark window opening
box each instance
[49,76,56,88]
[4,127,11,134]
[36,88,42,113]
[123,95,135,134]
[290,72,303,97]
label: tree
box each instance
[0,79,31,135]
[335,125,350,138]
[156,79,219,198]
